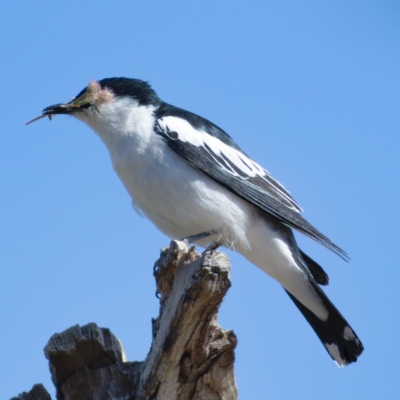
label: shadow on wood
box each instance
[11,241,238,400]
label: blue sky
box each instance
[1,1,400,399]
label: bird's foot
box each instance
[204,241,220,253]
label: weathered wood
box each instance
[140,241,237,399]
[44,323,143,400]
[12,241,238,400]
[11,384,52,400]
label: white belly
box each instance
[110,136,253,250]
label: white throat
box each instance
[74,97,158,152]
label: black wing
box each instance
[154,105,348,261]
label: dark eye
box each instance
[80,103,92,110]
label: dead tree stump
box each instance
[12,241,238,400]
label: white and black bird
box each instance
[30,77,363,366]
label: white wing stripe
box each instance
[158,116,300,211]
[159,116,264,177]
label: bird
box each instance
[28,77,363,366]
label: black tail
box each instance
[285,278,364,366]
[299,250,329,286]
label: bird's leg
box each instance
[181,229,221,255]
[181,229,220,245]
[204,241,220,252]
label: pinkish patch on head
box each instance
[87,80,114,106]
[94,87,115,104]
[87,80,101,93]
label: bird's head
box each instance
[26,78,161,127]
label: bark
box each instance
[10,384,52,400]
[12,241,238,400]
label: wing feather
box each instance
[154,109,348,261]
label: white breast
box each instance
[76,98,253,250]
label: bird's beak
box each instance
[26,91,92,125]
[42,101,83,115]
[44,86,95,116]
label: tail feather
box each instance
[285,281,364,366]
[299,249,329,286]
